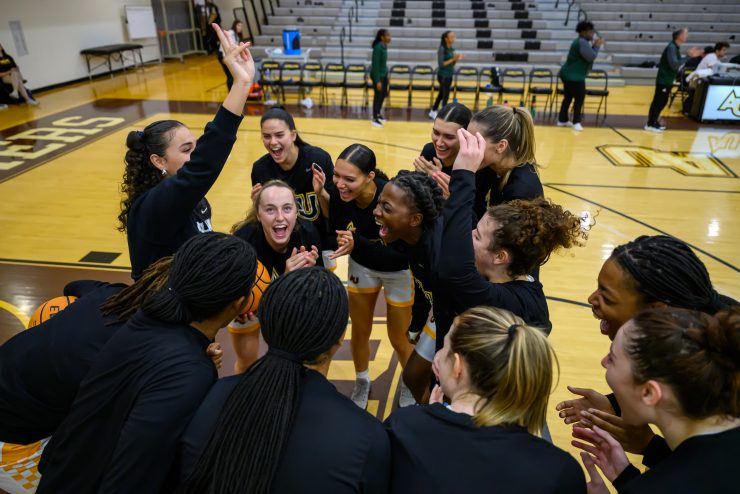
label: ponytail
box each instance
[486,197,587,277]
[471,105,537,168]
[141,233,258,324]
[450,306,557,435]
[372,29,388,48]
[178,268,349,493]
[627,307,740,420]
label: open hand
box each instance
[572,425,630,483]
[413,156,443,176]
[581,408,656,454]
[556,386,614,425]
[286,246,319,272]
[431,170,450,199]
[212,23,255,87]
[329,229,355,259]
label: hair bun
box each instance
[707,308,740,373]
[126,130,147,152]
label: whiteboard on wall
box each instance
[125,5,157,39]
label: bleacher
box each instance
[245,0,738,106]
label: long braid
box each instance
[390,170,444,227]
[612,235,737,314]
[99,256,172,323]
[141,233,258,324]
[178,268,349,494]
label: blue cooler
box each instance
[282,30,301,55]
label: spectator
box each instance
[0,43,38,106]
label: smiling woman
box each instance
[229,180,323,372]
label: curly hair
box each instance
[486,197,586,277]
[390,170,444,227]
[117,120,185,232]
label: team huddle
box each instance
[0,24,738,494]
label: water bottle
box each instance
[530,95,537,118]
[486,95,493,107]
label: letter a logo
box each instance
[718,90,740,118]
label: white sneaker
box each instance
[428,109,438,120]
[378,115,386,122]
[556,120,573,127]
[27,99,39,106]
[350,378,371,409]
[572,123,583,131]
[9,90,19,99]
[398,380,416,408]
[644,125,663,133]
[371,118,383,128]
[0,104,8,111]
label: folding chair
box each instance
[499,68,526,106]
[345,64,369,106]
[258,61,282,102]
[277,62,302,103]
[585,69,609,120]
[478,67,503,109]
[527,68,554,116]
[410,65,435,108]
[388,64,412,107]
[453,66,479,108]
[323,63,346,106]
[668,66,694,109]
[299,62,323,102]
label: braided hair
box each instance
[390,170,444,227]
[141,233,258,324]
[611,235,737,315]
[178,267,349,494]
[99,256,172,323]
[118,120,185,232]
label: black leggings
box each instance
[372,76,388,119]
[432,74,453,111]
[558,79,586,124]
[647,84,672,127]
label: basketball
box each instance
[27,296,77,328]
[242,261,271,315]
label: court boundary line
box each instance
[607,125,632,143]
[544,183,740,194]
[545,185,739,273]
[0,258,131,271]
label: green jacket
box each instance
[656,41,686,86]
[437,45,456,78]
[370,43,388,82]
[560,37,596,82]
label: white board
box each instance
[125,5,157,39]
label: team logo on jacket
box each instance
[597,145,733,177]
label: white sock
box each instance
[10,90,19,99]
[356,370,369,381]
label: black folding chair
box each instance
[527,68,554,115]
[258,61,282,102]
[410,65,435,108]
[453,66,479,108]
[478,67,503,109]
[585,69,610,120]
[345,64,369,106]
[323,63,346,106]
[277,62,302,103]
[499,68,526,106]
[299,62,323,102]
[388,64,412,107]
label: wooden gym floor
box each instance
[1,56,738,471]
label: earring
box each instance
[161,169,167,176]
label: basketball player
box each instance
[36,233,258,494]
[386,307,586,493]
[120,24,254,280]
[251,105,336,269]
[178,268,390,494]
[229,180,323,372]
[313,143,415,409]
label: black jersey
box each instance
[179,369,391,493]
[0,281,126,444]
[328,177,408,272]
[476,162,543,216]
[386,404,586,494]
[251,144,334,224]
[436,170,551,348]
[127,107,242,280]
[614,426,740,494]
[420,142,453,175]
[37,311,216,494]
[233,219,324,279]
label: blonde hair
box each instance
[231,180,298,234]
[471,105,539,191]
[449,306,558,435]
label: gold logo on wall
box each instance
[717,90,740,117]
[597,145,734,177]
